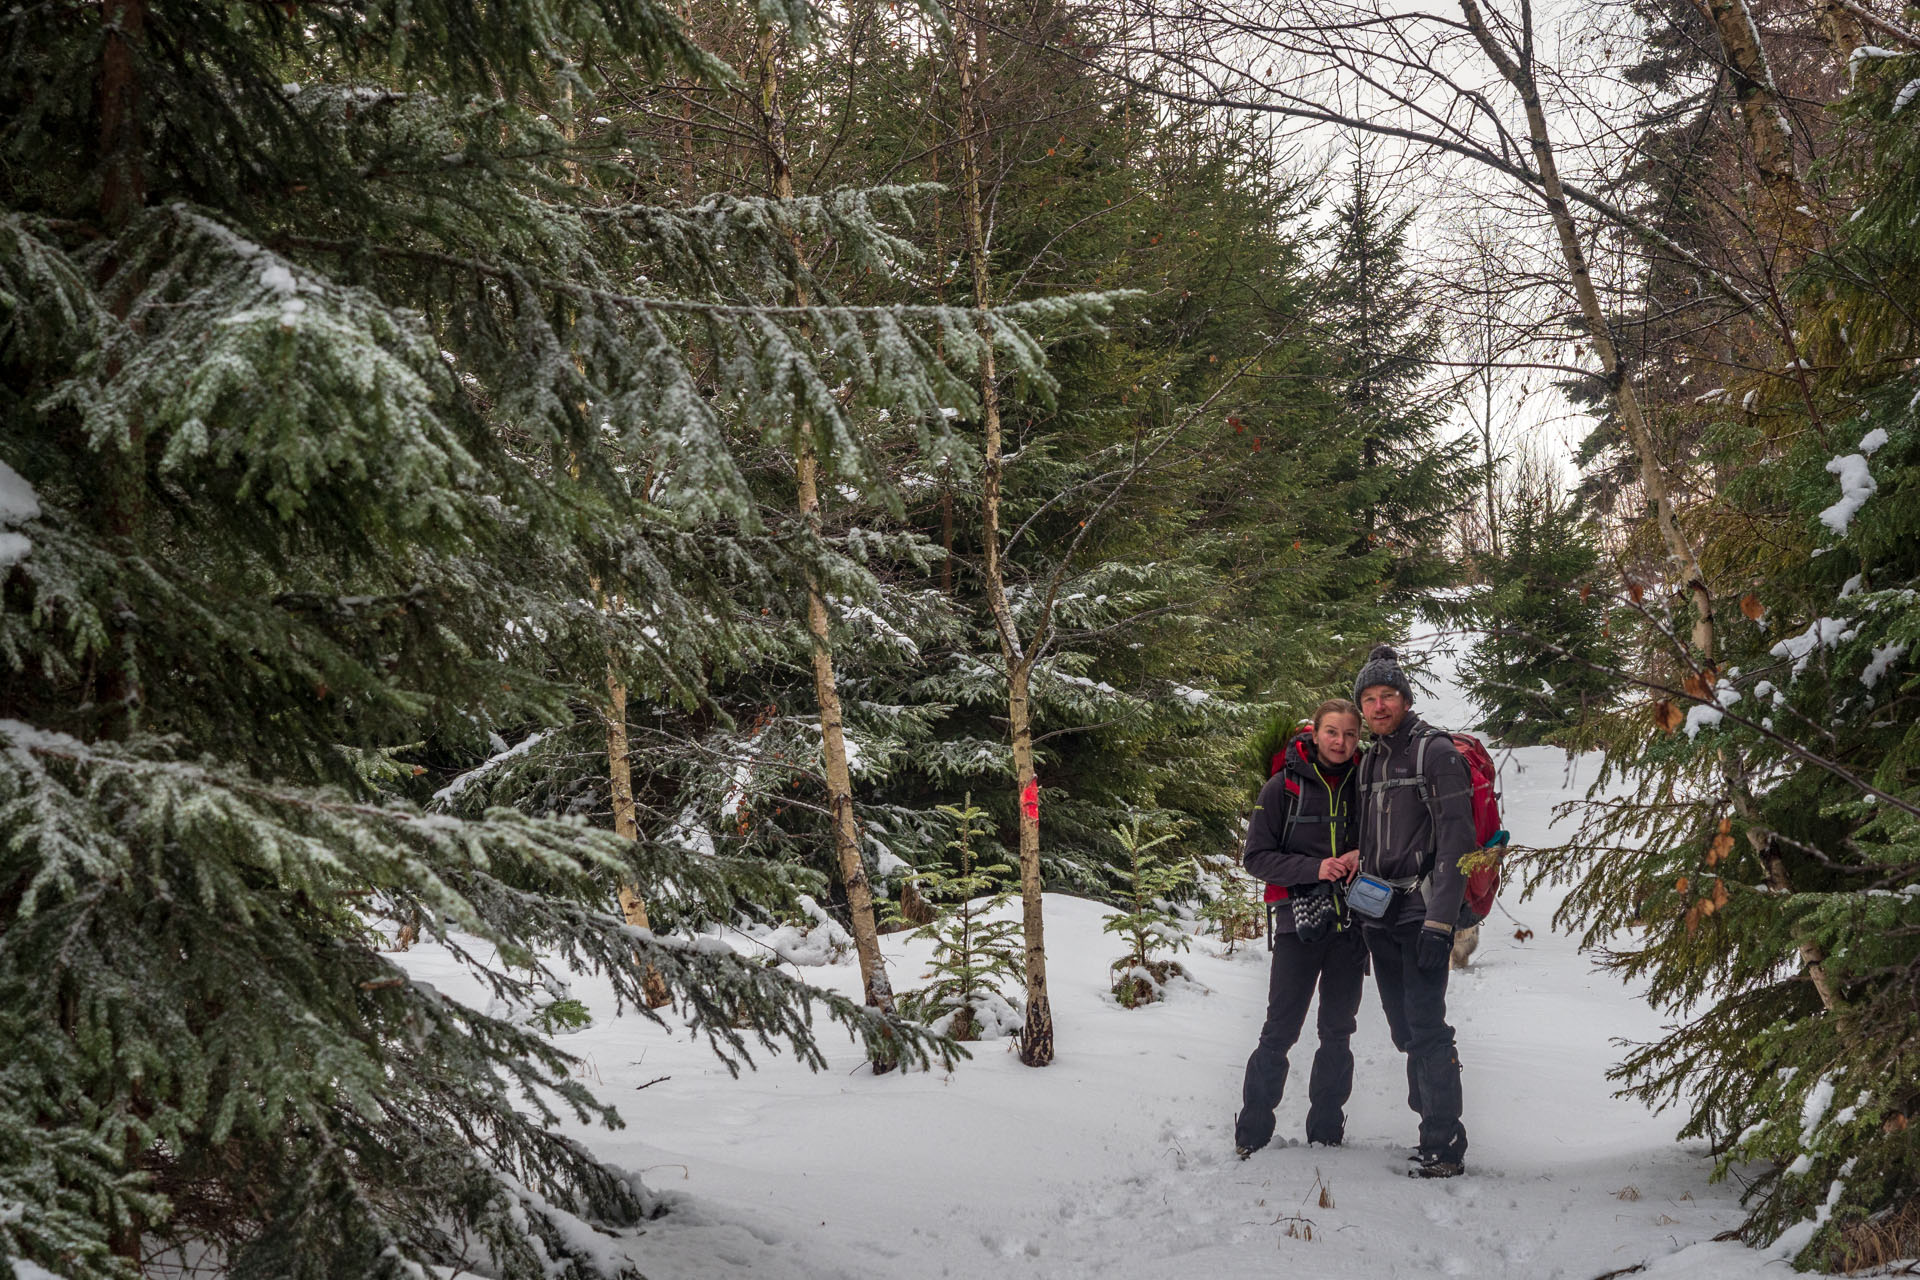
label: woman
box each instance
[1234,698,1366,1156]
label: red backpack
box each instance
[1413,729,1504,927]
[1262,723,1318,908]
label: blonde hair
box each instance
[1312,697,1361,730]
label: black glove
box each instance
[1416,923,1453,972]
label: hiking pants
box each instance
[1365,920,1468,1163]
[1235,926,1367,1150]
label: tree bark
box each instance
[96,0,150,746]
[1816,0,1868,66]
[605,671,674,1008]
[1461,0,1715,661]
[795,438,900,1027]
[1461,0,1839,1013]
[950,1,1055,1066]
[757,28,899,1050]
[1697,0,1815,261]
[99,0,146,229]
[1480,314,1500,560]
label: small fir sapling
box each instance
[1105,818,1193,1008]
[1195,854,1264,954]
[888,796,1024,1041]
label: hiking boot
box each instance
[1236,1145,1256,1161]
[1408,1151,1465,1179]
[1304,1113,1344,1148]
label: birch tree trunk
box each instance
[757,29,899,1050]
[1461,0,1715,661]
[1816,0,1867,67]
[1460,0,1840,1013]
[950,1,1055,1066]
[1697,0,1815,261]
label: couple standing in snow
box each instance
[1234,644,1477,1179]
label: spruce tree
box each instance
[0,1,1098,1271]
[1104,819,1191,1008]
[889,796,1025,1041]
[1325,158,1475,596]
[1457,488,1621,746]
[1540,50,1920,1267]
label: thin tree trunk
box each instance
[100,0,146,229]
[605,671,673,1008]
[1697,0,1814,259]
[1816,0,1868,66]
[1832,0,1918,49]
[1462,0,1840,1013]
[98,12,149,1252]
[1462,0,1715,661]
[1005,664,1052,1063]
[757,28,899,1049]
[934,152,957,597]
[97,0,149,747]
[950,1,1054,1067]
[1481,317,1500,560]
[678,2,697,194]
[795,439,899,1028]
[940,482,956,593]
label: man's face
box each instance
[1360,685,1409,737]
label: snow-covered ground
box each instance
[396,627,1830,1280]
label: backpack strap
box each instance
[1361,728,1449,895]
[1413,730,1446,877]
[1277,775,1304,841]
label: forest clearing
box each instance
[388,627,1808,1280]
[3,0,1917,1275]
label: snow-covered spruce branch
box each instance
[0,721,959,1073]
[1029,338,1279,665]
[1439,623,1920,822]
[276,233,1121,330]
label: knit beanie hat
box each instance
[1352,644,1415,707]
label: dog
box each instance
[1450,923,1480,970]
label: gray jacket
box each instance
[1355,713,1476,928]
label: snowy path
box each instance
[398,631,1812,1280]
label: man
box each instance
[1352,644,1476,1178]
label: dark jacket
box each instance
[1243,733,1358,932]
[1355,712,1476,929]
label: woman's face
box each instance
[1314,712,1360,765]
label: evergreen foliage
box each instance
[0,1,1054,1271]
[1325,162,1475,593]
[1536,43,1920,1267]
[1104,819,1191,1008]
[0,0,1486,1265]
[577,15,1470,904]
[1455,490,1621,746]
[1195,859,1265,956]
[889,796,1025,1041]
